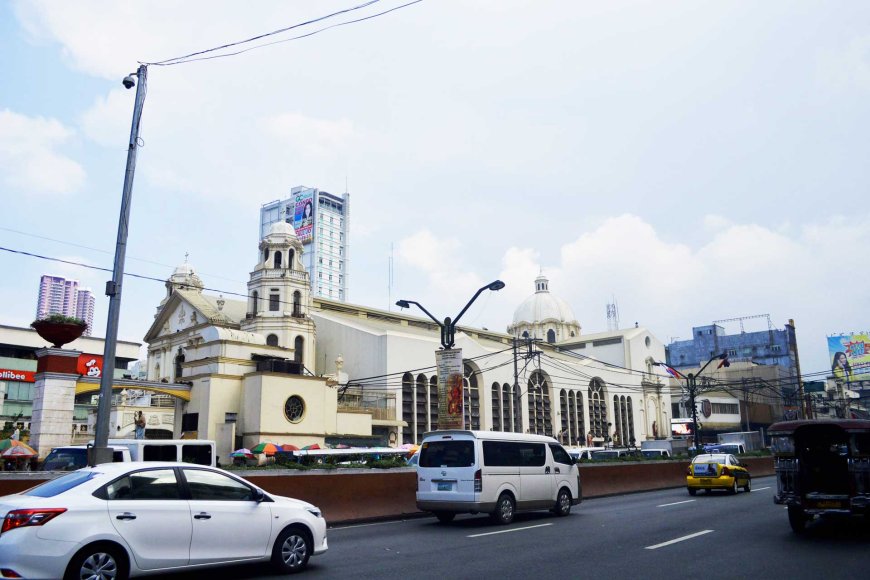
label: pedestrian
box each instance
[134,411,146,440]
[586,431,593,447]
[11,427,19,441]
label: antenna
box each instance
[606,296,620,331]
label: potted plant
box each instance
[31,314,87,348]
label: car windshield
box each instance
[693,454,726,464]
[43,449,88,471]
[24,471,98,497]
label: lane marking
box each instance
[468,523,553,538]
[645,530,714,550]
[657,499,696,508]
[753,486,770,491]
[332,520,405,530]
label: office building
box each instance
[35,275,95,335]
[260,186,350,301]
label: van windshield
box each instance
[419,441,474,468]
[43,449,88,471]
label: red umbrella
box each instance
[302,444,321,450]
[280,444,300,452]
[2,445,37,458]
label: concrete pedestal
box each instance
[30,348,80,458]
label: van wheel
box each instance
[490,493,515,525]
[553,488,572,517]
[434,511,455,523]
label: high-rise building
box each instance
[75,288,95,336]
[35,275,95,335]
[259,186,350,301]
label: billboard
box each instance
[828,333,870,383]
[436,348,464,430]
[77,354,104,378]
[285,188,315,244]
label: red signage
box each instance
[0,369,35,383]
[77,354,104,378]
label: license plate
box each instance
[815,500,843,509]
[700,478,711,484]
[437,482,452,491]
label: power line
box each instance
[143,0,424,67]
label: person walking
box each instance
[134,411,146,440]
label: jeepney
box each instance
[770,419,870,532]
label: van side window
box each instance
[549,444,573,465]
[143,445,178,462]
[518,443,546,467]
[182,444,214,466]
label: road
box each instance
[167,476,870,579]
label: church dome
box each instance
[168,258,203,292]
[268,221,297,238]
[508,275,580,342]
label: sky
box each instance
[1,0,869,378]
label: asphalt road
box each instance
[167,476,870,579]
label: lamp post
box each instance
[396,280,505,349]
[656,353,729,453]
[397,281,505,432]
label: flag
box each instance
[656,363,685,380]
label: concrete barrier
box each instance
[0,457,774,524]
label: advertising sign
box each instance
[77,354,104,378]
[828,333,870,383]
[0,369,35,383]
[285,188,315,244]
[436,348,464,430]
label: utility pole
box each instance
[513,337,519,433]
[688,373,700,451]
[91,64,148,466]
[787,318,806,419]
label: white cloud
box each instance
[262,113,355,157]
[816,34,870,93]
[0,109,85,195]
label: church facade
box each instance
[143,223,673,461]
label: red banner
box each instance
[77,354,104,378]
[0,369,35,383]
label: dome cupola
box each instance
[508,275,581,343]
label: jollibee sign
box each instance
[0,369,36,383]
[77,355,104,378]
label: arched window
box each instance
[292,291,302,317]
[626,397,635,445]
[273,251,282,269]
[251,290,259,315]
[522,331,529,339]
[492,382,502,431]
[613,395,622,445]
[574,391,585,445]
[294,336,303,364]
[288,249,295,268]
[174,348,185,382]
[416,374,428,441]
[502,383,513,433]
[263,248,269,263]
[401,373,414,444]
[588,378,607,438]
[429,376,438,431]
[560,390,569,443]
[527,371,552,436]
[266,334,278,347]
[463,362,481,430]
[547,329,556,343]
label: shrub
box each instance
[33,314,86,326]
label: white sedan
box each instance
[0,462,327,579]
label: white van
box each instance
[41,445,132,471]
[104,439,216,467]
[416,430,581,524]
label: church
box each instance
[143,222,673,461]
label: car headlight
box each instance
[306,507,322,518]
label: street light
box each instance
[656,353,729,453]
[396,280,505,349]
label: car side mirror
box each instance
[252,488,265,503]
[740,462,748,468]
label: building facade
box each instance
[143,223,673,461]
[35,275,95,336]
[259,186,350,302]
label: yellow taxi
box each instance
[686,453,751,495]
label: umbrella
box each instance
[279,444,300,452]
[2,444,37,457]
[404,444,420,459]
[302,444,321,450]
[334,444,351,449]
[0,439,33,452]
[229,448,254,458]
[251,442,279,456]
